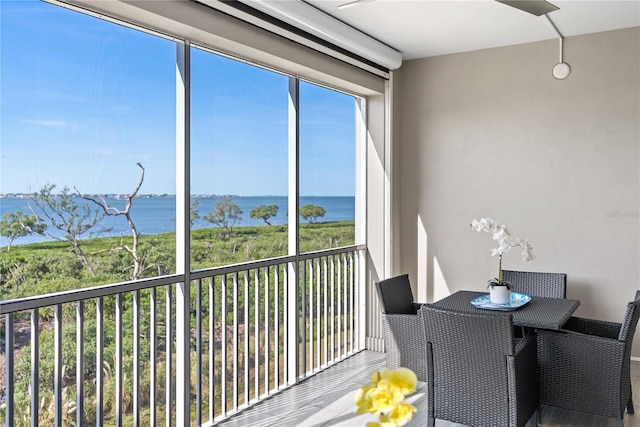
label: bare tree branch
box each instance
[78,163,147,280]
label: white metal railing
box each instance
[0,245,366,426]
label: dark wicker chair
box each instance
[502,269,567,298]
[420,305,539,427]
[374,274,427,382]
[537,290,640,426]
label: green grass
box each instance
[0,221,355,301]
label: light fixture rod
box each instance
[558,37,563,63]
[545,14,564,63]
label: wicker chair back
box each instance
[374,274,416,314]
[538,290,640,423]
[374,274,427,381]
[421,305,537,427]
[502,270,567,298]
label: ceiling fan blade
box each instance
[495,0,559,16]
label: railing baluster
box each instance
[282,264,288,386]
[243,270,249,404]
[5,313,15,427]
[346,254,351,352]
[308,258,313,374]
[342,254,348,356]
[77,301,84,427]
[337,255,342,358]
[221,275,227,415]
[315,258,320,371]
[323,256,328,368]
[115,294,123,427]
[30,309,39,427]
[232,272,239,411]
[339,254,349,358]
[346,253,350,352]
[254,269,260,401]
[54,304,63,427]
[349,252,355,353]
[264,267,269,393]
[357,249,364,349]
[166,285,173,427]
[329,255,336,364]
[274,265,280,388]
[150,288,157,427]
[195,279,202,426]
[208,277,214,421]
[96,297,104,427]
[300,261,306,376]
[343,254,352,355]
[133,290,140,427]
[345,253,350,353]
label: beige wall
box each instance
[394,28,640,353]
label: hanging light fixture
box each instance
[546,15,571,79]
[495,0,569,79]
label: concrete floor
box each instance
[216,350,640,427]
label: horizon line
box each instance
[0,193,356,198]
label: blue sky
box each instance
[1,0,356,197]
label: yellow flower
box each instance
[356,367,418,427]
[385,367,417,396]
[370,368,388,384]
[387,403,417,426]
[354,384,376,414]
[369,379,404,414]
[371,415,398,427]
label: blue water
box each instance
[0,196,355,247]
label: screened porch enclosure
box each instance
[0,1,390,425]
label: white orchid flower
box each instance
[471,217,534,287]
[480,217,494,229]
[492,225,509,241]
[470,217,534,261]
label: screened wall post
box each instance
[287,76,300,385]
[175,39,191,426]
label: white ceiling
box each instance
[304,0,640,60]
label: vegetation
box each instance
[80,163,149,280]
[0,174,354,426]
[0,220,355,426]
[0,210,46,252]
[0,220,354,299]
[249,204,279,225]
[29,184,108,276]
[202,197,243,239]
[190,198,200,228]
[300,204,326,223]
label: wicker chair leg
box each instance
[615,419,624,427]
[427,417,435,427]
[628,394,635,414]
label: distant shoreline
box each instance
[1,195,356,247]
[0,194,354,198]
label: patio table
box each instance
[429,290,580,330]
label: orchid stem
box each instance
[498,254,503,284]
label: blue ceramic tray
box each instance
[470,292,531,311]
